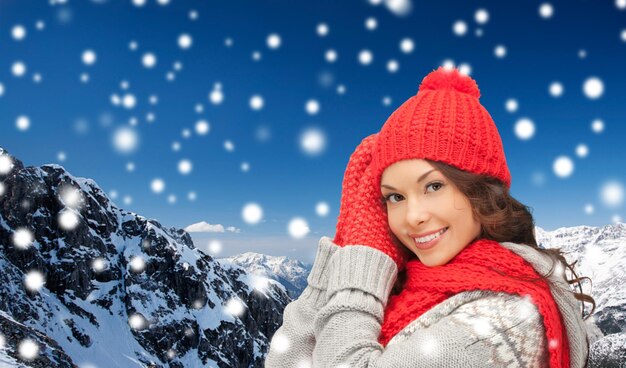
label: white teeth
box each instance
[415,228,447,243]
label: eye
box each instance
[425,181,444,193]
[382,193,404,204]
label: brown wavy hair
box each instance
[389,159,596,323]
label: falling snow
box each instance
[399,38,414,53]
[325,49,338,63]
[82,49,97,65]
[539,3,554,19]
[242,203,263,224]
[365,17,378,30]
[270,332,290,353]
[13,228,34,249]
[16,116,30,131]
[225,298,245,317]
[24,270,45,292]
[591,119,604,133]
[549,82,564,97]
[267,33,281,49]
[600,181,624,207]
[358,49,373,65]
[151,178,165,193]
[288,217,310,239]
[142,53,157,68]
[59,187,81,209]
[384,0,412,16]
[195,120,210,135]
[583,77,604,99]
[553,156,574,178]
[514,118,535,140]
[12,25,27,41]
[129,256,146,273]
[316,202,330,216]
[122,94,136,109]
[18,339,39,361]
[505,98,518,112]
[209,83,224,105]
[178,34,192,49]
[58,209,80,230]
[576,144,589,158]
[305,99,320,115]
[300,128,326,155]
[387,59,399,73]
[251,274,270,293]
[475,9,489,24]
[458,63,471,75]
[208,239,223,255]
[0,155,14,174]
[113,127,139,153]
[250,95,264,110]
[167,194,176,204]
[494,45,507,58]
[178,159,193,175]
[128,313,148,330]
[453,21,468,36]
[92,257,107,272]
[441,60,456,70]
[317,23,329,36]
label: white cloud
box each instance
[185,221,240,233]
[225,226,240,233]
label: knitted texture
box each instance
[379,238,571,368]
[334,134,377,247]
[265,237,589,367]
[371,67,511,190]
[334,134,410,270]
[386,290,549,367]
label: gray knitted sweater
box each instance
[265,237,589,367]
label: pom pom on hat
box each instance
[418,66,481,99]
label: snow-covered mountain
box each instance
[218,253,311,299]
[0,147,290,367]
[535,224,626,366]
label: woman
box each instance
[265,67,595,367]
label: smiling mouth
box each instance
[414,227,448,243]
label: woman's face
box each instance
[381,159,481,267]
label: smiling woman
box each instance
[265,67,595,368]
[380,159,481,267]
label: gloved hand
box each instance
[333,134,411,271]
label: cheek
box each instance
[386,209,402,236]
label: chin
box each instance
[418,256,447,267]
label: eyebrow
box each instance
[381,169,437,190]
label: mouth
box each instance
[412,227,448,249]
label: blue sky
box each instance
[1,0,625,264]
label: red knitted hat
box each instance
[371,67,511,189]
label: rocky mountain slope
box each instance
[0,147,290,367]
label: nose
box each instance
[405,197,430,226]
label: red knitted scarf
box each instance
[378,239,570,368]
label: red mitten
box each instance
[334,134,411,271]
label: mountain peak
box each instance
[0,150,289,367]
